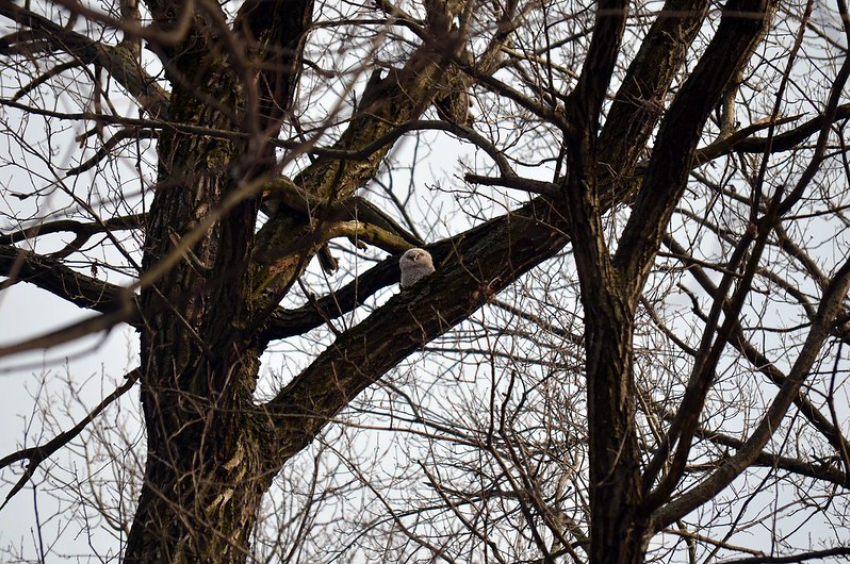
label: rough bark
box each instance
[4,1,842,562]
[125,1,309,559]
[561,0,778,561]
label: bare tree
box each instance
[2,0,850,562]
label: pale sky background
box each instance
[0,278,139,559]
[1,1,850,562]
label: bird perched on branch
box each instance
[399,248,435,288]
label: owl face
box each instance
[400,248,431,267]
[399,248,436,288]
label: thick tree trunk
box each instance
[128,157,272,562]
[128,206,272,561]
[564,183,649,564]
[126,44,273,556]
[124,380,272,562]
[129,206,271,562]
[584,295,647,564]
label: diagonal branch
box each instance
[565,0,628,143]
[652,252,850,529]
[663,235,850,479]
[251,22,474,305]
[598,0,712,185]
[261,198,572,462]
[0,306,134,359]
[0,3,168,117]
[0,245,134,320]
[0,368,140,511]
[613,0,779,294]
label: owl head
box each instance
[399,248,436,288]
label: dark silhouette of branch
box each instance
[0,214,145,247]
[0,246,132,318]
[0,3,168,116]
[0,368,141,511]
[717,547,850,564]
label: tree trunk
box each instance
[564,183,649,564]
[124,381,272,562]
[584,295,647,564]
[126,42,273,556]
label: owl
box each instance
[399,248,435,288]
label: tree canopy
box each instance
[2,0,850,562]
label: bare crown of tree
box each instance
[2,0,850,562]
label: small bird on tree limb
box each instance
[399,248,436,288]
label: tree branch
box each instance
[251,19,474,304]
[613,0,779,288]
[715,547,850,564]
[0,214,145,247]
[261,198,572,461]
[652,253,850,529]
[0,3,169,117]
[598,0,711,184]
[0,368,140,511]
[0,246,135,321]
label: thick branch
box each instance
[234,0,314,130]
[0,245,135,321]
[717,548,850,564]
[598,0,711,183]
[252,24,473,305]
[262,198,571,461]
[613,0,778,293]
[565,0,628,141]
